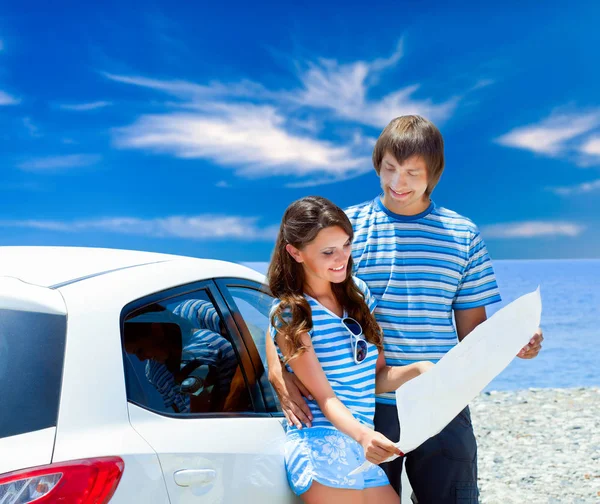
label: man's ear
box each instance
[285,243,303,263]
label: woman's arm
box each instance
[375,352,434,394]
[277,331,401,464]
[266,330,313,428]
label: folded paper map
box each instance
[350,287,542,475]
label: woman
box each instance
[268,196,432,503]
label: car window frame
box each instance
[215,277,283,416]
[120,278,270,419]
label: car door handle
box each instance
[173,469,217,487]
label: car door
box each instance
[121,280,295,504]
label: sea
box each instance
[243,260,599,391]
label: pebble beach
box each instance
[471,387,600,503]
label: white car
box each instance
[0,246,299,504]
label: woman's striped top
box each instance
[269,277,379,431]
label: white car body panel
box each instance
[0,246,264,288]
[128,405,294,503]
[0,246,175,287]
[0,277,67,314]
[108,454,171,504]
[0,428,56,475]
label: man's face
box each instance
[379,152,430,215]
[125,323,170,363]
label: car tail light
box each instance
[0,457,124,504]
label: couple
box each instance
[265,115,544,503]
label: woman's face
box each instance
[286,225,352,285]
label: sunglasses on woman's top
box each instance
[341,317,368,364]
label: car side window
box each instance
[122,289,253,415]
[225,285,281,411]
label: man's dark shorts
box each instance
[374,402,479,503]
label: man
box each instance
[266,115,543,503]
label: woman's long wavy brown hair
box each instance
[268,196,383,362]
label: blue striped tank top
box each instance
[269,277,379,430]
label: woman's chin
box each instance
[327,268,348,282]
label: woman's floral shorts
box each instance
[284,426,390,496]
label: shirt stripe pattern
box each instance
[346,197,501,404]
[270,277,379,430]
[146,299,238,412]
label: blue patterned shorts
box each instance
[284,426,390,496]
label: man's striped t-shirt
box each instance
[146,299,237,413]
[345,196,501,404]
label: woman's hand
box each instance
[375,358,435,394]
[358,430,402,465]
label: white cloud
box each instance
[0,90,19,106]
[114,104,370,179]
[103,72,273,101]
[548,178,600,196]
[470,79,495,91]
[580,136,600,157]
[105,41,468,183]
[22,117,41,137]
[59,101,113,111]
[481,220,586,239]
[291,42,458,127]
[284,168,373,188]
[495,108,600,158]
[18,154,101,172]
[0,215,278,241]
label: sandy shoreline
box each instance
[470,387,600,503]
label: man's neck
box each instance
[380,195,431,216]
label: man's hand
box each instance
[269,365,314,429]
[517,327,543,359]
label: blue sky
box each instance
[1,1,599,261]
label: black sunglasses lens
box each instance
[344,319,362,336]
[356,340,368,362]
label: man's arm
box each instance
[454,307,544,358]
[222,365,250,412]
[266,330,313,428]
[454,306,488,342]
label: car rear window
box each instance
[0,309,67,439]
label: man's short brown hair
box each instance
[372,115,445,196]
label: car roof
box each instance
[0,246,222,288]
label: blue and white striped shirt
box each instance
[146,299,237,413]
[270,277,379,430]
[346,196,501,404]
